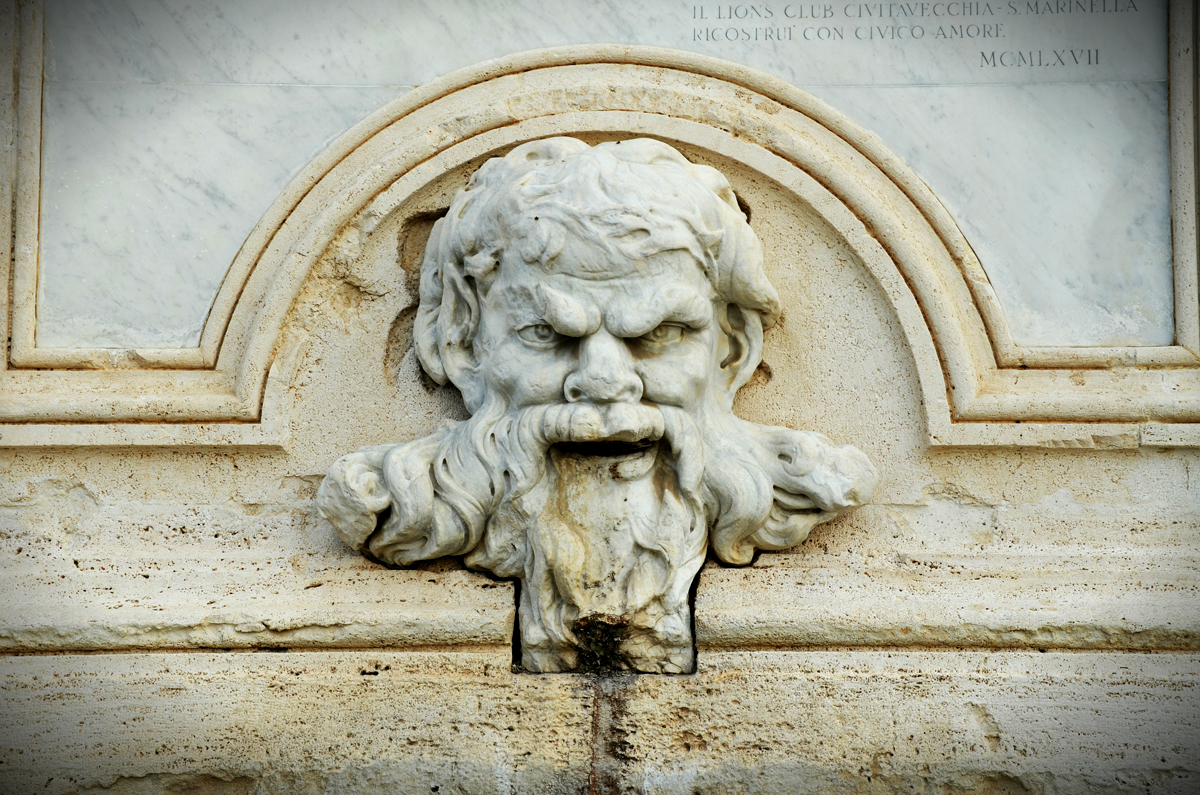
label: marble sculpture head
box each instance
[318,137,877,673]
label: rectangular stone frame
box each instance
[0,0,1197,449]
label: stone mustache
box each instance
[318,138,877,673]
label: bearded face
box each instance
[317,137,878,674]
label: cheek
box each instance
[636,339,714,404]
[481,339,572,406]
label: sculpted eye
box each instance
[640,323,685,345]
[517,324,561,345]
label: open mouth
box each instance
[551,438,656,458]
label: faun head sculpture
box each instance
[318,138,877,673]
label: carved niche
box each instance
[318,137,877,673]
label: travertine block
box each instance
[0,651,1195,794]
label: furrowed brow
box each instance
[494,284,544,326]
[608,284,712,338]
[537,284,599,337]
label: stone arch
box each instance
[12,45,1192,447]
[210,45,992,446]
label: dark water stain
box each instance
[586,671,635,795]
[572,614,633,675]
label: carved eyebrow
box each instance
[607,283,712,338]
[537,284,600,337]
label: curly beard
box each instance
[318,396,875,673]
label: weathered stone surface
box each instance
[0,473,513,652]
[0,42,1196,792]
[625,651,1200,794]
[698,499,1200,651]
[1,651,1196,794]
[0,651,588,795]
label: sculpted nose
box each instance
[564,331,643,404]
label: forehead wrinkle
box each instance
[490,283,541,324]
[606,282,714,338]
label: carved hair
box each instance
[318,137,878,670]
[415,137,783,411]
[356,397,873,571]
[332,384,873,671]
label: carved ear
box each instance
[717,304,765,407]
[414,218,486,409]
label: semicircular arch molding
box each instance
[4,45,1196,448]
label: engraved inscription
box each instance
[686,0,1154,82]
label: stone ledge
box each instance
[0,570,514,652]
[2,558,1195,653]
[697,565,1200,651]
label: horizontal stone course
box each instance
[1,650,1195,794]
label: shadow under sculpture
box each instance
[318,138,878,673]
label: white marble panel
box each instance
[45,0,1165,88]
[37,0,1172,349]
[813,80,1174,347]
[37,82,398,348]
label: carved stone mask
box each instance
[318,137,878,673]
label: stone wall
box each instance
[1,3,1197,793]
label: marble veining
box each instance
[37,81,399,348]
[813,80,1174,347]
[44,0,1165,88]
[36,0,1173,349]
